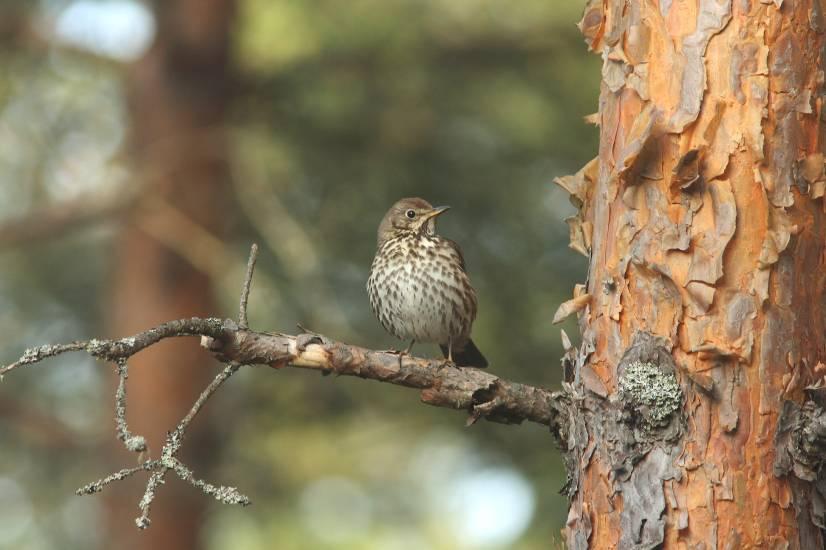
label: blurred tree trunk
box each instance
[560,0,826,547]
[105,0,236,548]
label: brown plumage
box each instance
[367,197,488,368]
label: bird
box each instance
[367,197,488,368]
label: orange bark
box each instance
[561,0,826,547]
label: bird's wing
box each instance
[442,237,467,272]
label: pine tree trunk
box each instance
[104,1,235,548]
[559,0,826,547]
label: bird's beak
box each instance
[424,206,451,220]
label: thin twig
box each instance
[0,318,227,378]
[133,249,257,520]
[231,174,354,332]
[76,462,158,495]
[0,342,86,377]
[174,363,240,438]
[171,458,250,505]
[137,469,167,529]
[238,243,259,329]
[114,359,147,453]
[132,362,246,528]
[78,373,253,527]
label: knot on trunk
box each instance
[616,332,684,443]
[601,332,685,481]
[775,398,826,481]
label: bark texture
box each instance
[558,0,826,547]
[106,0,235,547]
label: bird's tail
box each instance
[441,338,488,368]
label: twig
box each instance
[76,462,158,495]
[1,248,260,529]
[137,469,167,529]
[2,318,227,379]
[114,360,147,453]
[238,244,258,329]
[231,172,354,332]
[176,363,240,438]
[0,342,86,377]
[172,459,250,505]
[130,362,246,528]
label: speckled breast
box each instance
[367,234,476,345]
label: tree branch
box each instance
[201,323,565,427]
[0,243,570,529]
[2,317,567,426]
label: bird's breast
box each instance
[367,235,476,344]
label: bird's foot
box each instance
[379,348,406,355]
[378,347,412,370]
[295,324,332,350]
[378,340,415,368]
[438,357,456,371]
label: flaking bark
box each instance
[558,0,826,547]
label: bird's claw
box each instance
[438,358,456,371]
[296,333,324,352]
[379,348,410,369]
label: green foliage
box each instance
[0,0,599,547]
[227,1,598,546]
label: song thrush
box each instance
[367,197,488,368]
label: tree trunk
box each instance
[105,1,235,548]
[560,0,826,547]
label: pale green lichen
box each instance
[124,436,147,453]
[86,338,108,358]
[619,360,682,431]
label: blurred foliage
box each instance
[0,0,598,548]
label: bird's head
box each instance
[376,197,450,247]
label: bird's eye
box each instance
[405,209,416,219]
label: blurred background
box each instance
[0,0,598,548]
